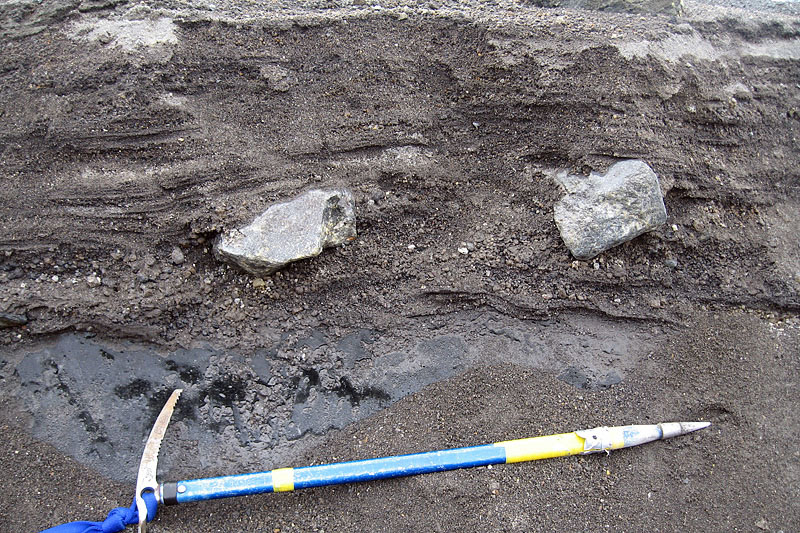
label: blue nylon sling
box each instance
[40,492,157,533]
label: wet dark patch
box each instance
[334,376,390,406]
[12,334,216,481]
[297,330,328,351]
[114,378,152,399]
[595,371,622,389]
[293,368,319,404]
[558,367,622,390]
[76,410,106,442]
[204,374,248,406]
[165,359,202,383]
[337,329,376,368]
[302,367,320,386]
[249,351,273,383]
[10,314,644,481]
[559,366,591,389]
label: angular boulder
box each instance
[553,160,667,260]
[216,189,356,275]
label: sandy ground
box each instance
[0,0,798,531]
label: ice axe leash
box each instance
[41,389,711,533]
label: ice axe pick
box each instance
[134,389,183,533]
[46,389,711,532]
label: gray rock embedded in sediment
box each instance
[216,189,356,275]
[553,160,667,260]
[0,311,28,328]
[170,246,185,265]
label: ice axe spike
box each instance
[132,390,709,531]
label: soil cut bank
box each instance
[0,0,798,531]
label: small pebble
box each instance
[171,247,185,265]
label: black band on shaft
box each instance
[161,482,179,505]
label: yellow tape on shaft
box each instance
[495,432,586,463]
[272,468,295,492]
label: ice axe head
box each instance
[135,389,182,533]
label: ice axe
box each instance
[42,389,710,532]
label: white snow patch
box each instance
[617,33,800,62]
[616,34,724,62]
[70,17,177,51]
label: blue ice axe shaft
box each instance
[142,390,709,530]
[161,444,507,504]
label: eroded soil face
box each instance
[0,1,798,531]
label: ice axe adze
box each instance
[42,389,711,533]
